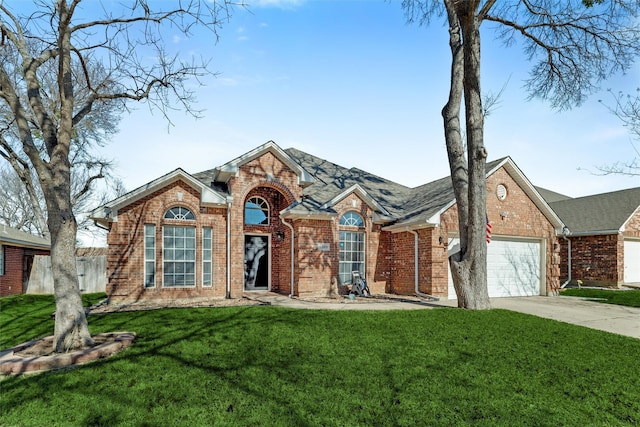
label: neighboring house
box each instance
[549,187,640,287]
[0,225,50,297]
[91,141,564,302]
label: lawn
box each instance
[560,287,640,307]
[1,295,639,426]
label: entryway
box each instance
[244,234,269,291]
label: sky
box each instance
[79,1,640,200]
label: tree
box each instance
[0,0,238,352]
[0,162,126,245]
[402,0,640,309]
[598,88,640,176]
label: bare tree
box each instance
[402,0,640,309]
[597,88,640,176]
[0,0,238,352]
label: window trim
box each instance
[202,227,212,287]
[244,196,270,225]
[164,206,195,220]
[340,211,364,227]
[162,225,197,288]
[144,224,156,288]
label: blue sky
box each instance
[107,0,639,197]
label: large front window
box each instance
[339,230,365,285]
[163,225,196,287]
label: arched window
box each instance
[340,212,364,227]
[245,197,269,225]
[162,206,196,287]
[164,206,195,220]
[339,212,365,285]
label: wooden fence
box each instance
[25,255,107,294]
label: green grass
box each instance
[560,287,640,307]
[1,295,639,426]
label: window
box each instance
[0,244,4,276]
[163,226,196,287]
[340,212,364,227]
[245,197,269,225]
[164,206,195,220]
[202,227,212,287]
[144,224,156,287]
[339,231,365,285]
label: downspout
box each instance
[280,215,295,298]
[226,201,232,299]
[560,232,572,289]
[407,229,439,300]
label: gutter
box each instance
[226,201,232,299]
[280,215,295,297]
[407,229,439,300]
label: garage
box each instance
[624,240,640,283]
[448,238,543,299]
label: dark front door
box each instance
[244,234,269,290]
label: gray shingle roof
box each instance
[284,148,412,218]
[535,186,572,203]
[550,187,640,234]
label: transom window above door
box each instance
[245,197,269,225]
[164,206,195,220]
[340,212,364,227]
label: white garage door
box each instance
[448,238,542,299]
[624,240,640,283]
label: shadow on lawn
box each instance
[0,306,323,426]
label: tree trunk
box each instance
[48,184,94,353]
[444,0,490,310]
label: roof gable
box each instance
[90,168,228,225]
[550,187,640,234]
[385,157,564,232]
[214,141,315,186]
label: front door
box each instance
[244,234,269,290]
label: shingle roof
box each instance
[535,186,573,203]
[191,144,561,230]
[0,225,50,249]
[284,148,411,218]
[550,187,640,234]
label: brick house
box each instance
[549,187,640,287]
[0,225,50,297]
[91,141,564,301]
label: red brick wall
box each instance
[559,234,622,286]
[557,205,640,287]
[0,246,50,297]
[292,193,387,297]
[106,181,227,301]
[433,167,560,297]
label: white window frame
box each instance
[162,225,197,288]
[144,224,156,288]
[339,230,366,285]
[244,196,270,225]
[202,227,212,287]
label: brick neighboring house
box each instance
[91,141,564,302]
[0,225,50,297]
[549,187,640,287]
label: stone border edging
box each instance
[0,332,136,376]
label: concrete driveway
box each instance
[435,296,640,339]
